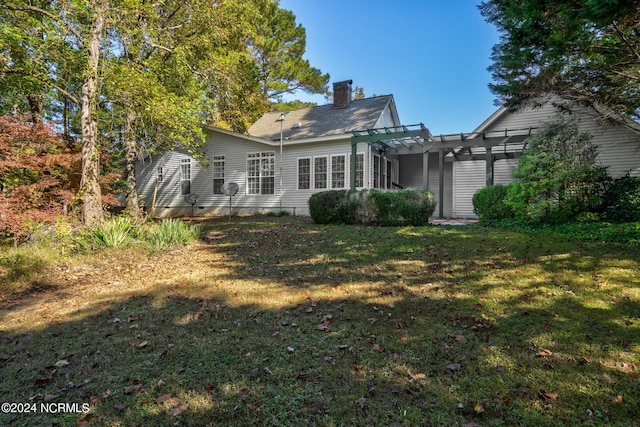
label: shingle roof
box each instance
[247,95,393,141]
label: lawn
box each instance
[1,216,639,426]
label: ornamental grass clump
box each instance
[86,216,138,249]
[145,218,201,251]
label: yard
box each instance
[1,217,639,426]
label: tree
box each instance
[1,0,330,226]
[479,0,640,135]
[249,1,330,106]
[1,0,111,226]
[507,115,608,222]
[0,116,80,243]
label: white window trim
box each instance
[246,151,275,195]
[297,157,311,190]
[330,154,347,189]
[212,155,225,195]
[313,155,329,190]
[352,152,365,189]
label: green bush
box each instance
[308,190,357,224]
[507,116,608,224]
[309,189,436,226]
[603,175,640,222]
[472,185,514,222]
[368,189,436,226]
[146,219,202,251]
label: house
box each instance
[135,80,405,217]
[135,82,640,218]
[447,99,640,217]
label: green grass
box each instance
[1,217,639,426]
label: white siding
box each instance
[484,101,640,178]
[453,161,484,218]
[450,100,640,217]
[136,131,372,217]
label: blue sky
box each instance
[278,0,501,135]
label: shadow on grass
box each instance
[0,217,639,426]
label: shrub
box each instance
[308,190,357,224]
[146,219,202,251]
[472,185,513,222]
[509,115,608,223]
[603,175,640,222]
[368,189,436,226]
[309,189,436,226]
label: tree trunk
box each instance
[79,1,107,227]
[124,107,142,219]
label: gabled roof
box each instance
[247,95,395,141]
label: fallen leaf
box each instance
[409,373,426,382]
[579,355,592,365]
[287,346,295,353]
[615,395,624,403]
[35,378,51,387]
[44,394,58,402]
[102,389,112,398]
[474,402,484,413]
[537,348,553,357]
[372,343,384,352]
[156,394,176,404]
[455,335,467,344]
[124,381,143,395]
[54,359,70,368]
[113,403,126,411]
[138,341,148,349]
[538,390,558,400]
[169,404,187,416]
[76,413,93,426]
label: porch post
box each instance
[486,146,494,187]
[380,150,386,189]
[439,148,444,219]
[422,148,430,189]
[350,138,357,190]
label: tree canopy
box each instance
[479,0,640,134]
[0,0,328,227]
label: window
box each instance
[298,158,310,190]
[373,155,380,189]
[331,155,346,189]
[212,155,225,194]
[355,153,364,188]
[180,159,191,195]
[247,152,275,195]
[157,166,164,183]
[314,157,328,189]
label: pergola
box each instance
[350,124,536,218]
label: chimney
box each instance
[333,80,353,109]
